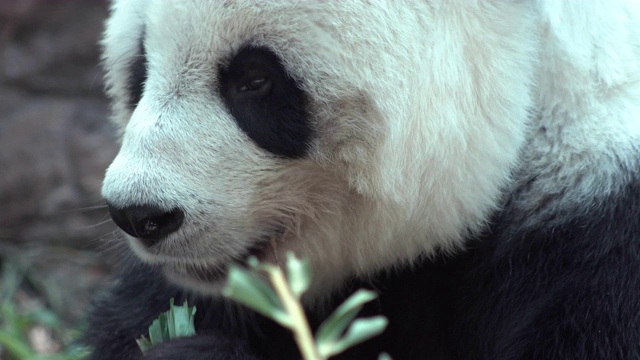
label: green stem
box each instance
[268,268,323,360]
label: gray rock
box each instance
[0,0,118,248]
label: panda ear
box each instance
[127,37,147,111]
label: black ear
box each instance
[127,37,147,110]
[219,47,313,159]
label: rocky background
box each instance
[0,1,117,356]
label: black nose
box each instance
[107,203,184,246]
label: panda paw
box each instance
[141,334,260,360]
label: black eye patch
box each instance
[127,39,147,110]
[219,46,312,158]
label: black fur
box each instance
[449,176,640,359]
[85,177,640,359]
[218,46,312,159]
[127,39,147,110]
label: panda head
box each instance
[101,1,536,297]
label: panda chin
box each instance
[162,236,276,294]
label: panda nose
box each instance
[107,203,184,246]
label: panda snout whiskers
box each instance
[107,203,185,247]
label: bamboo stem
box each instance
[268,268,323,360]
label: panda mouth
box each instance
[179,243,270,281]
[168,231,282,284]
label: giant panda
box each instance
[86,1,640,359]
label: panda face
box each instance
[101,0,537,297]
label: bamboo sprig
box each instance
[266,262,321,360]
[223,252,389,360]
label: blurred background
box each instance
[1,1,117,358]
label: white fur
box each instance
[101,1,640,298]
[514,1,640,225]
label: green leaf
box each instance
[169,300,197,338]
[328,316,388,357]
[316,289,378,355]
[0,260,25,301]
[167,298,177,338]
[378,352,393,360]
[56,344,93,360]
[27,307,60,328]
[285,252,311,299]
[0,329,35,359]
[247,256,272,272]
[147,313,167,345]
[223,265,290,326]
[136,335,152,353]
[137,298,197,352]
[1,302,31,336]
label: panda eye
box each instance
[218,46,312,159]
[237,76,271,93]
